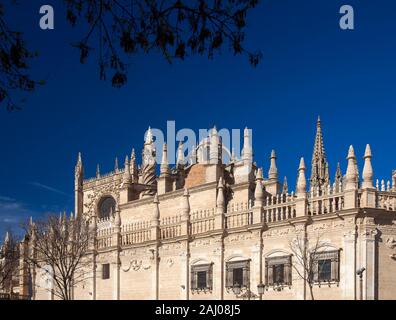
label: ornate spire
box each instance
[334,162,343,192]
[210,126,221,164]
[74,152,84,187]
[297,157,307,196]
[144,127,153,145]
[282,176,288,194]
[160,143,170,176]
[176,141,185,167]
[141,128,157,197]
[96,164,100,178]
[362,144,374,189]
[268,150,278,181]
[310,117,329,192]
[130,148,138,182]
[345,145,358,190]
[122,155,132,184]
[256,167,264,181]
[4,231,10,245]
[241,127,253,161]
[114,157,119,172]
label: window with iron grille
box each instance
[265,255,292,287]
[102,263,110,280]
[312,250,340,283]
[191,264,212,292]
[225,260,250,289]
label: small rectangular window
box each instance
[312,250,340,283]
[273,264,285,284]
[102,263,110,280]
[225,260,250,289]
[232,268,243,286]
[265,255,292,287]
[197,271,207,289]
[191,264,212,292]
[318,259,332,282]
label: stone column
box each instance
[361,226,377,300]
[112,208,121,300]
[179,243,190,300]
[112,257,120,300]
[343,229,357,300]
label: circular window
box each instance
[98,196,116,219]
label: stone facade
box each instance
[25,119,396,300]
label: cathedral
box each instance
[16,119,396,300]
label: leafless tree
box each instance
[0,230,20,294]
[289,232,329,300]
[24,213,93,300]
[1,0,261,110]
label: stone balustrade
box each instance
[92,187,396,250]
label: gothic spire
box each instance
[297,157,307,196]
[160,143,170,176]
[145,127,153,145]
[176,141,185,168]
[122,155,132,184]
[74,152,84,186]
[310,117,329,191]
[130,148,138,182]
[268,150,278,181]
[362,144,374,189]
[114,157,119,172]
[345,145,358,190]
[241,127,253,162]
[334,162,343,192]
[282,176,288,194]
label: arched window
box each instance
[97,196,116,219]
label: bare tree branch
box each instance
[23,214,93,300]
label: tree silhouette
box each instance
[1,0,261,110]
[0,0,43,110]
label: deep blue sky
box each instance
[0,1,395,236]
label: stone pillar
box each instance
[361,223,377,300]
[215,177,226,229]
[151,195,160,300]
[343,229,357,300]
[112,208,121,300]
[292,223,307,300]
[179,244,190,300]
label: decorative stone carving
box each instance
[385,237,396,249]
[84,181,121,216]
[167,258,174,267]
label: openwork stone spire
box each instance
[310,117,329,192]
[141,127,157,197]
